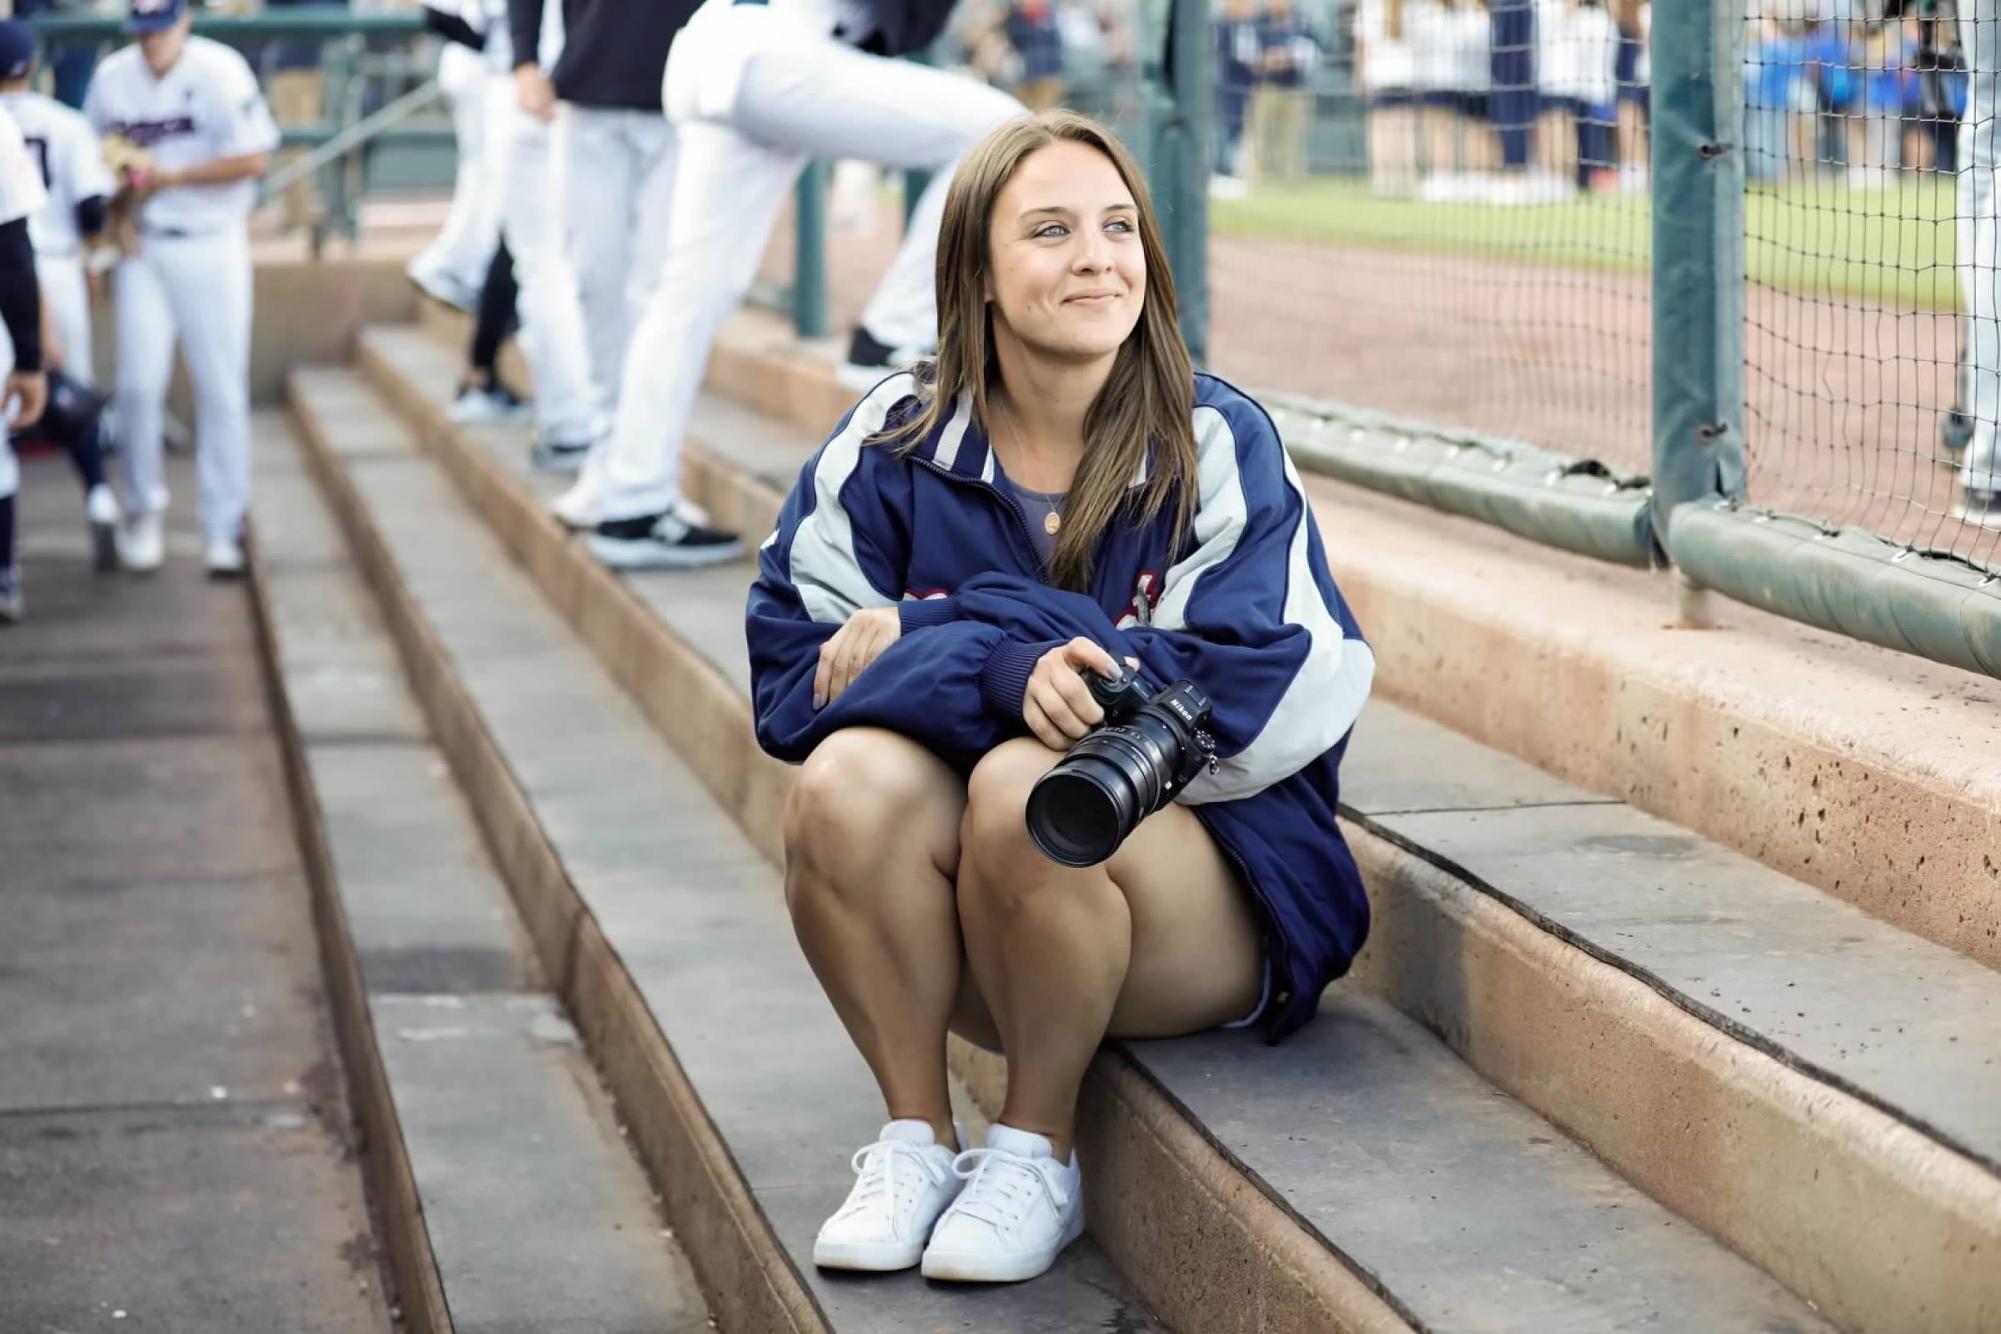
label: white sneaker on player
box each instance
[204,535,245,579]
[119,509,164,574]
[85,484,121,573]
[813,1120,964,1272]
[920,1124,1084,1283]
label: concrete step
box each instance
[246,423,712,1334]
[283,366,1164,1333]
[326,341,1863,1332]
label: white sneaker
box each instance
[85,484,121,573]
[119,509,164,574]
[920,1124,1084,1283]
[813,1120,963,1272]
[204,535,245,578]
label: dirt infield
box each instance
[764,204,2000,569]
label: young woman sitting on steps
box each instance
[746,109,1375,1285]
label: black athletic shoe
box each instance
[589,504,744,570]
[838,326,928,391]
[529,434,593,474]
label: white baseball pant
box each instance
[1960,0,2001,491]
[597,10,1022,521]
[37,252,92,388]
[484,76,599,442]
[112,228,253,542]
[412,43,498,293]
[558,104,676,419]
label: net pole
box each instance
[1165,0,1212,364]
[1650,0,1747,564]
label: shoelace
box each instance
[837,1139,948,1222]
[948,1146,1072,1231]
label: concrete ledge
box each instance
[244,500,453,1334]
[1344,825,2001,1333]
[285,381,826,1334]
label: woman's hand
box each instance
[1024,637,1123,751]
[813,606,903,710]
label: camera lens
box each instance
[1027,751,1140,866]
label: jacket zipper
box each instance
[913,455,1052,582]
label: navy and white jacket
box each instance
[746,371,1376,1041]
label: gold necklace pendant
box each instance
[1044,510,1062,536]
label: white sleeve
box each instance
[66,116,116,203]
[205,51,281,158]
[0,114,49,227]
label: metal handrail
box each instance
[259,76,442,201]
[26,10,426,42]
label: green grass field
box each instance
[1209,175,1966,312]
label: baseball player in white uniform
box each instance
[577,0,1024,567]
[479,0,602,470]
[1956,0,2001,525]
[85,0,278,577]
[0,99,51,621]
[512,0,690,444]
[408,5,498,311]
[0,20,121,568]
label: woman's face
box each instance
[986,140,1146,366]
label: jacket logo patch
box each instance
[1116,570,1160,629]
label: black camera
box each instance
[1026,668,1218,868]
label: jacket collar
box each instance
[906,387,1154,491]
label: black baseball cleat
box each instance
[589,503,744,570]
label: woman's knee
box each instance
[784,727,960,881]
[959,737,1061,860]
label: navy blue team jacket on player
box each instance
[746,371,1377,1041]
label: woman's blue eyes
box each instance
[1032,218,1136,240]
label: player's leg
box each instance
[39,254,92,390]
[502,101,602,464]
[622,116,679,383]
[587,122,801,561]
[727,38,1023,363]
[560,105,638,420]
[155,232,255,572]
[1960,0,2001,512]
[0,438,17,621]
[412,43,496,302]
[110,250,176,572]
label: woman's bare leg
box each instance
[784,727,969,1148]
[954,738,1264,1162]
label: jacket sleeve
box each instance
[746,378,1028,768]
[945,397,1375,804]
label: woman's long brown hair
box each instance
[870,110,1198,591]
